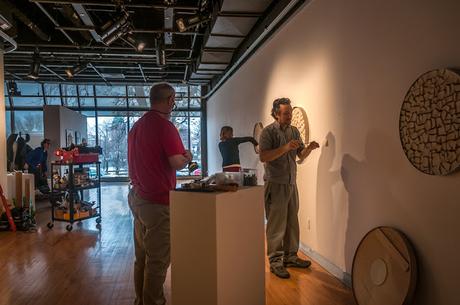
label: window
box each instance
[12,96,44,107]
[17,82,42,96]
[5,82,204,179]
[171,111,202,176]
[95,85,126,96]
[97,97,127,108]
[5,110,11,137]
[44,84,60,96]
[79,85,94,96]
[98,116,128,177]
[128,97,150,108]
[128,85,150,97]
[14,111,44,135]
[80,97,95,107]
[46,97,62,105]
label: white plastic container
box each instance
[215,172,243,186]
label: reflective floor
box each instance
[0,183,355,305]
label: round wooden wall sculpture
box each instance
[352,227,417,305]
[400,69,460,175]
[292,106,309,144]
[253,122,264,154]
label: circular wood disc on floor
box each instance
[352,227,417,305]
[292,106,309,145]
[399,69,460,175]
[253,122,264,153]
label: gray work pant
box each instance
[264,182,300,267]
[128,189,170,305]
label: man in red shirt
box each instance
[128,83,192,305]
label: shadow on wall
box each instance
[340,129,410,273]
[316,132,348,269]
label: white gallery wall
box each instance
[207,0,460,304]
[44,105,87,164]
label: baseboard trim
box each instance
[299,243,352,288]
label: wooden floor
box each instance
[0,183,355,305]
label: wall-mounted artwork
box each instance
[65,129,74,147]
[253,122,264,154]
[399,69,460,175]
[352,227,417,305]
[292,106,309,145]
[75,131,81,145]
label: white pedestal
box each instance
[6,173,35,208]
[170,186,265,305]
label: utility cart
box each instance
[47,161,101,231]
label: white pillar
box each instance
[0,49,7,192]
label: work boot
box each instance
[270,265,290,279]
[284,257,312,268]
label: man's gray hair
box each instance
[150,83,175,105]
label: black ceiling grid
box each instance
[0,0,304,88]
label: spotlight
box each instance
[163,0,177,5]
[27,51,40,80]
[100,10,130,46]
[103,24,130,45]
[125,35,146,52]
[176,14,211,32]
[137,42,146,52]
[65,63,88,78]
[155,37,166,66]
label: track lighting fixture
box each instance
[125,35,146,52]
[99,10,131,46]
[27,50,41,80]
[65,62,88,78]
[155,37,166,66]
[176,14,211,32]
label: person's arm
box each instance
[260,140,301,162]
[168,155,189,170]
[234,137,258,146]
[162,122,190,170]
[298,141,320,160]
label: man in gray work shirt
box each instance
[259,98,320,279]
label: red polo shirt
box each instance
[128,111,186,205]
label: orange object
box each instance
[55,148,79,162]
[0,184,16,232]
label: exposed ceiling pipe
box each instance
[88,62,109,84]
[2,0,50,41]
[30,0,199,11]
[0,29,17,53]
[72,3,102,42]
[16,44,191,52]
[138,63,147,82]
[34,2,75,44]
[41,64,66,80]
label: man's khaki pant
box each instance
[128,189,170,305]
[264,182,300,267]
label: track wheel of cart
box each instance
[47,222,54,229]
[66,224,73,232]
[96,217,102,224]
